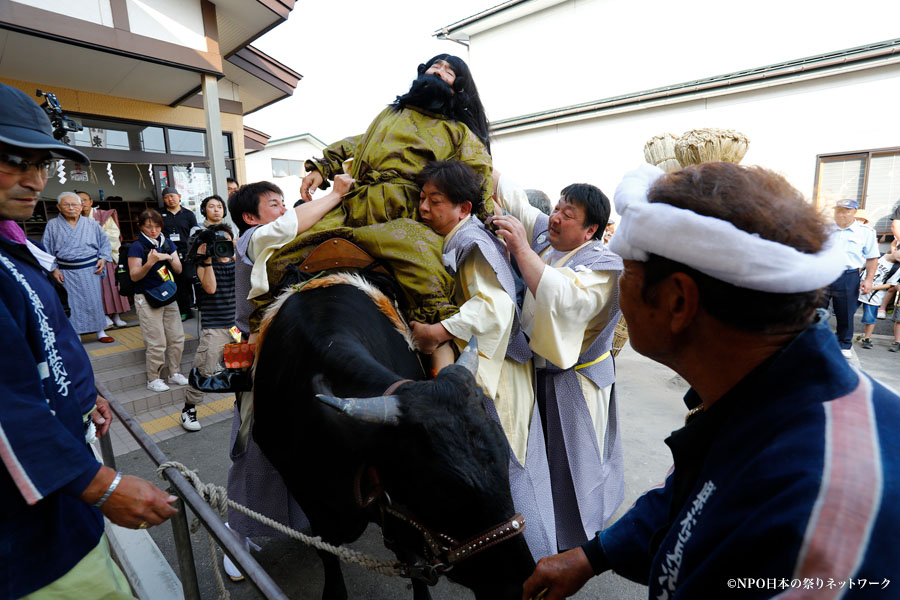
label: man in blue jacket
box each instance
[523,162,900,599]
[0,82,177,599]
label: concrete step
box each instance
[95,358,198,393]
[91,337,200,373]
[113,380,233,417]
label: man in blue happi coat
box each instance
[0,82,177,599]
[522,162,900,599]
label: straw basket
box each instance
[674,128,749,166]
[643,133,682,173]
[611,317,629,358]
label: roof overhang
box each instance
[435,0,566,41]
[243,125,271,153]
[213,0,296,58]
[224,45,301,114]
[0,0,298,114]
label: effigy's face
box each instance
[425,60,456,87]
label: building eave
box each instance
[491,38,900,135]
[435,0,566,39]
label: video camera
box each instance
[36,89,82,144]
[185,228,234,264]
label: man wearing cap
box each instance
[0,81,178,598]
[522,163,900,600]
[159,185,198,319]
[822,199,878,359]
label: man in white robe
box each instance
[492,176,623,551]
[410,161,556,560]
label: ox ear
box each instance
[316,394,401,426]
[454,335,479,376]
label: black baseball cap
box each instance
[0,82,89,164]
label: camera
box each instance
[186,228,234,264]
[36,89,82,144]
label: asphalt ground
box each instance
[114,309,900,599]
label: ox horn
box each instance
[316,394,401,426]
[454,335,479,376]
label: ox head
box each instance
[315,338,535,599]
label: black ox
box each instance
[252,273,535,600]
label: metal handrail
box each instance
[95,381,289,600]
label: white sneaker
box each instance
[223,553,244,582]
[181,407,201,431]
[841,349,853,359]
[147,378,170,392]
[168,373,189,386]
[112,315,128,327]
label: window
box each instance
[71,117,166,154]
[815,149,900,233]
[271,158,304,178]
[168,129,206,156]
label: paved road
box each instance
[117,313,900,599]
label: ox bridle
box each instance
[353,463,526,585]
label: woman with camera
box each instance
[128,209,187,393]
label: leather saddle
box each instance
[298,238,390,276]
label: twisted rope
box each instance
[156,461,406,583]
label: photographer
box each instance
[181,223,235,431]
[197,193,236,236]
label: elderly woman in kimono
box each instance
[44,191,114,342]
[78,190,129,328]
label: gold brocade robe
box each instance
[254,106,494,329]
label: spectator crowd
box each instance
[2,49,898,600]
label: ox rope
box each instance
[156,461,406,598]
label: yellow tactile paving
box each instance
[85,324,193,357]
[140,395,235,435]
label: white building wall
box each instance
[470,0,900,122]
[126,0,206,51]
[491,64,900,223]
[245,137,327,204]
[13,0,114,26]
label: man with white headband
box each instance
[492,176,624,553]
[522,162,900,600]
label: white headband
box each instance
[608,164,845,293]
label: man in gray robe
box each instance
[492,176,624,551]
[43,192,113,342]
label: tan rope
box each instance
[156,461,406,582]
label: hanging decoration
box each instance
[106,162,116,186]
[188,162,195,184]
[56,161,67,185]
[135,164,147,190]
[148,163,154,186]
[70,164,89,183]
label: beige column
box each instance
[201,73,231,228]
